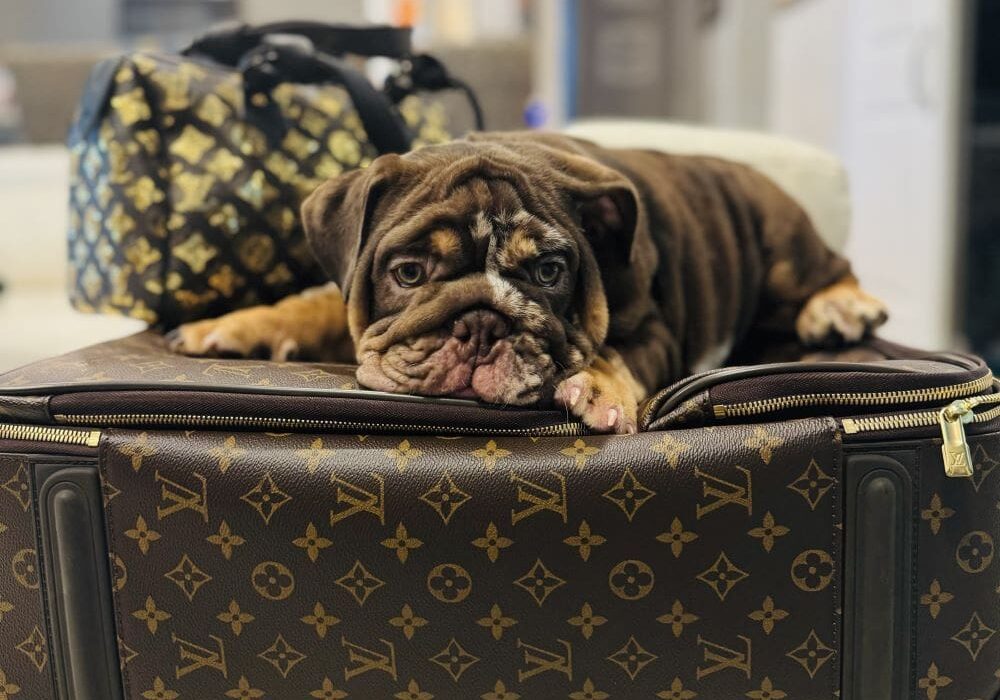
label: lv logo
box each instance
[171,633,227,679]
[696,634,752,680]
[516,638,573,681]
[511,471,568,525]
[329,472,386,527]
[156,470,209,522]
[695,466,752,519]
[341,637,397,681]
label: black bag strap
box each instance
[386,54,485,132]
[183,21,412,65]
[240,43,413,153]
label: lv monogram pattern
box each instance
[101,421,846,699]
[67,52,450,328]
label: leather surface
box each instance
[101,421,844,699]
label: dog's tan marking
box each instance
[472,211,492,240]
[555,349,646,434]
[169,282,353,362]
[498,227,540,269]
[796,276,888,345]
[429,229,461,258]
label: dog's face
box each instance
[301,135,639,404]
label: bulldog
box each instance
[169,132,887,433]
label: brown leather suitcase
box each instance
[0,331,997,699]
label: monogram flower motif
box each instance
[258,635,306,679]
[747,511,790,553]
[131,596,171,634]
[476,603,517,640]
[382,522,423,564]
[950,611,996,661]
[920,579,954,619]
[650,434,690,468]
[602,468,656,521]
[394,679,433,700]
[748,596,789,634]
[745,427,784,464]
[389,603,429,640]
[656,517,698,558]
[309,678,348,699]
[746,677,787,699]
[110,554,128,592]
[917,662,952,700]
[568,602,607,639]
[251,561,295,601]
[786,630,835,679]
[164,554,211,601]
[1,463,29,510]
[569,678,609,700]
[0,598,12,624]
[697,552,749,601]
[956,531,994,573]
[470,440,511,471]
[209,435,245,475]
[118,432,157,472]
[787,459,835,510]
[206,520,244,560]
[607,635,657,680]
[563,520,606,561]
[335,560,385,606]
[472,522,513,563]
[427,564,473,604]
[241,472,291,525]
[430,638,480,682]
[482,679,520,700]
[514,559,566,606]
[560,439,600,468]
[301,602,341,639]
[656,677,697,700]
[920,493,955,535]
[656,599,699,638]
[125,515,161,556]
[791,550,834,592]
[293,522,333,563]
[225,676,264,699]
[609,559,655,600]
[296,437,334,474]
[15,626,47,672]
[217,599,254,636]
[141,677,178,700]
[420,473,471,524]
[388,439,423,472]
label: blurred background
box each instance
[0,0,995,372]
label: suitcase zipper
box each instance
[842,392,1000,478]
[0,422,102,447]
[52,412,586,437]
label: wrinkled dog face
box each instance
[302,138,637,405]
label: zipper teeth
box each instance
[0,422,101,447]
[714,371,994,418]
[844,397,1000,435]
[54,413,586,437]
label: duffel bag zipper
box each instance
[0,422,101,447]
[52,412,586,437]
[843,391,1000,478]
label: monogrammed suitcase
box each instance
[0,331,997,699]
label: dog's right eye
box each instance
[392,262,427,287]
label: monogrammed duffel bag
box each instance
[0,331,997,699]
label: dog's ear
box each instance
[301,155,401,297]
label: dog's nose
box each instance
[451,309,510,351]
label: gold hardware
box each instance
[54,413,586,437]
[939,399,975,478]
[0,422,101,448]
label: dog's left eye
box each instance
[392,262,427,287]
[533,259,563,287]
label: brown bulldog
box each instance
[170,132,887,433]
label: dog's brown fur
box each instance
[170,132,886,433]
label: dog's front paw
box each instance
[555,366,639,435]
[167,308,302,361]
[796,278,888,347]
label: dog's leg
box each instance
[795,275,888,346]
[167,282,353,361]
[555,348,646,434]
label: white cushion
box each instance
[563,119,850,253]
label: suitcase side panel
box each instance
[100,421,844,699]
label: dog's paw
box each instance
[796,278,888,347]
[555,367,639,435]
[167,308,302,361]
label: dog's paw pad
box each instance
[555,370,637,435]
[796,280,888,347]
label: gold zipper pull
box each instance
[939,399,975,478]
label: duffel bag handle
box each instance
[183,21,413,65]
[239,43,413,153]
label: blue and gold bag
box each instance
[67,23,477,328]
